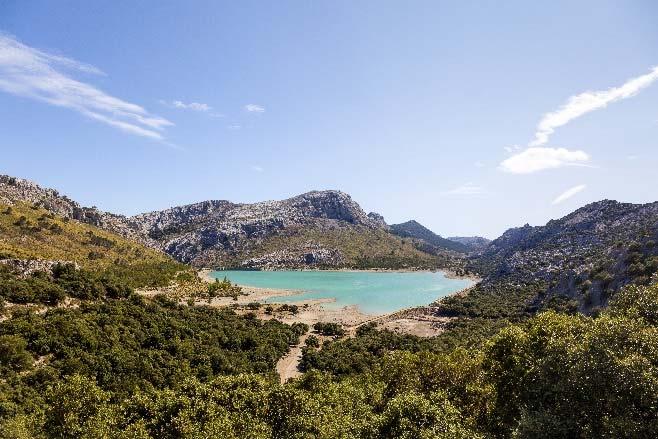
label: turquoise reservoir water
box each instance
[210,270,473,315]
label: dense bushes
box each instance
[299,283,658,438]
[0,264,132,306]
[0,295,306,434]
[1,265,658,437]
[312,322,345,337]
[207,276,244,301]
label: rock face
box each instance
[471,200,658,311]
[390,220,468,254]
[240,242,344,270]
[367,212,387,228]
[128,190,389,266]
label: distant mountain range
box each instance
[390,220,470,253]
[128,190,449,269]
[3,173,656,314]
[446,236,491,252]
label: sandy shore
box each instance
[200,269,373,325]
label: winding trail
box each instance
[276,333,309,383]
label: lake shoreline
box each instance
[201,266,481,283]
[199,267,478,321]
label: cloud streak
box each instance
[161,100,211,112]
[0,33,172,140]
[245,104,265,113]
[500,65,658,174]
[443,182,485,196]
[500,147,590,174]
[552,184,586,205]
[531,66,658,146]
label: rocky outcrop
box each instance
[127,190,390,267]
[0,258,79,278]
[367,212,387,228]
[240,243,344,270]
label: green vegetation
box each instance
[438,281,547,320]
[0,202,185,288]
[312,321,346,337]
[207,276,244,301]
[0,276,307,436]
[0,263,132,306]
[2,280,658,437]
[1,197,658,437]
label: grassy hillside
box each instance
[0,202,185,288]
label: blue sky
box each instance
[1,1,657,238]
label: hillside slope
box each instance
[390,220,468,254]
[0,199,184,288]
[443,200,658,317]
[447,236,491,252]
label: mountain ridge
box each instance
[0,175,453,270]
[390,220,469,254]
[451,199,658,315]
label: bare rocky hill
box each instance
[129,190,426,268]
[0,175,450,269]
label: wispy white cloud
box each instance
[0,34,173,140]
[227,124,241,130]
[443,182,485,196]
[244,104,265,113]
[499,147,590,174]
[531,66,658,146]
[552,184,586,205]
[251,165,264,172]
[161,100,211,112]
[474,161,485,168]
[500,66,658,175]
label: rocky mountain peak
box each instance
[284,190,379,227]
[367,212,387,227]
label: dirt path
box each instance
[276,332,309,383]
